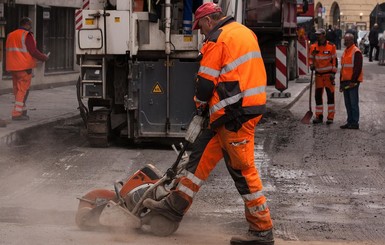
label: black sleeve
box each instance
[352,52,363,82]
[195,75,215,102]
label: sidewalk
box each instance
[0,85,80,145]
[0,78,310,144]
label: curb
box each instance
[0,112,80,147]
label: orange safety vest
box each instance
[196,17,266,128]
[308,41,337,74]
[340,45,363,82]
[6,29,37,71]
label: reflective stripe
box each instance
[316,66,333,71]
[177,183,195,199]
[210,86,266,114]
[343,64,354,68]
[316,66,334,72]
[328,109,335,112]
[15,101,24,106]
[314,56,333,60]
[183,170,203,187]
[6,32,28,53]
[328,104,335,107]
[248,202,268,214]
[242,191,264,201]
[220,51,262,75]
[15,107,23,112]
[183,20,192,25]
[199,66,220,78]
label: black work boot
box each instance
[230,229,274,245]
[312,115,323,124]
[143,198,183,222]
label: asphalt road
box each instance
[0,56,384,245]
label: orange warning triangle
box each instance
[152,82,163,93]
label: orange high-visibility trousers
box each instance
[11,70,32,117]
[167,115,273,232]
[314,74,335,120]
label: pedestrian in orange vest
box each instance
[339,33,363,130]
[143,3,274,245]
[6,17,49,120]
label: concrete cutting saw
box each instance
[75,115,204,236]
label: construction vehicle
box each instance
[75,0,298,147]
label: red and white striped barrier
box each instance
[75,0,90,30]
[275,44,288,92]
[379,38,385,66]
[297,39,308,75]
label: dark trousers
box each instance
[343,84,360,126]
[336,39,341,50]
[369,44,379,61]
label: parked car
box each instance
[358,30,369,56]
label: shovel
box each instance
[301,69,314,124]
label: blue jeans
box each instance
[343,84,360,126]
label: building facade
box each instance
[314,0,385,32]
[0,0,82,93]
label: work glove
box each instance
[340,82,357,92]
[329,74,335,81]
[310,65,315,71]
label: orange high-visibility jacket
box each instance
[6,29,37,71]
[195,17,266,128]
[309,41,337,74]
[340,45,363,82]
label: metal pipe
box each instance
[165,0,171,55]
[166,54,170,134]
[165,0,171,134]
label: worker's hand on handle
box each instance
[329,73,335,81]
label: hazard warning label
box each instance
[152,82,163,94]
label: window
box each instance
[43,6,75,72]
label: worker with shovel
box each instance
[308,28,338,125]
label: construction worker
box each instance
[143,3,274,245]
[6,17,49,120]
[339,33,363,130]
[309,28,338,125]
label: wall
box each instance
[315,0,384,32]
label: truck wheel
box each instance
[87,110,111,147]
[150,214,179,237]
